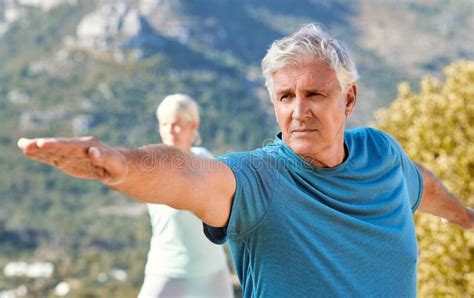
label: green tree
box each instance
[375,60,474,297]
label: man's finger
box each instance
[18,138,39,151]
[88,146,128,185]
[19,137,94,158]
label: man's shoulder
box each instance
[347,127,398,146]
[346,127,403,161]
[346,126,388,138]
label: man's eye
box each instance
[280,95,289,101]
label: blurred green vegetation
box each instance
[375,60,474,297]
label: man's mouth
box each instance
[291,129,318,133]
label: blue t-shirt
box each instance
[204,127,423,298]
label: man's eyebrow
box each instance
[304,88,326,94]
[275,88,291,95]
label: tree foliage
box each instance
[375,60,474,297]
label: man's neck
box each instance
[303,140,346,168]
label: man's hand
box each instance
[18,137,128,185]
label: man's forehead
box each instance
[272,67,339,93]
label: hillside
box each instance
[0,0,472,296]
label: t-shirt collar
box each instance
[272,132,350,173]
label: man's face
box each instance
[272,58,356,164]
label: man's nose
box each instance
[292,97,311,121]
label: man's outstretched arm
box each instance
[416,163,473,229]
[17,137,236,227]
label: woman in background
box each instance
[138,94,234,298]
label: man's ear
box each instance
[344,83,357,116]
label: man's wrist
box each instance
[449,207,474,229]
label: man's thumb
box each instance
[88,146,128,185]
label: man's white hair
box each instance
[262,23,359,101]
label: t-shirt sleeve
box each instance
[203,151,274,244]
[379,130,424,212]
[398,146,424,212]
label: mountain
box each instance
[0,0,472,296]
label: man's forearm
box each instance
[416,163,473,229]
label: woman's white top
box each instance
[144,147,229,278]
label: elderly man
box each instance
[19,23,472,297]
